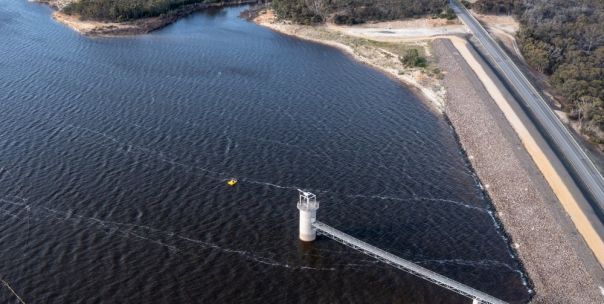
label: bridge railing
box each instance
[313,221,507,304]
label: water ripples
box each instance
[0,2,531,302]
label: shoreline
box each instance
[436,38,604,303]
[38,0,258,36]
[28,2,604,299]
[253,10,604,302]
[250,9,536,299]
[251,10,447,113]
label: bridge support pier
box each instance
[297,190,319,242]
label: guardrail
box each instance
[313,221,507,304]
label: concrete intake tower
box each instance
[297,190,319,242]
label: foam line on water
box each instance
[63,123,490,215]
[238,178,300,191]
[178,236,335,271]
[0,199,27,207]
[345,194,486,212]
[484,210,531,288]
[62,124,326,194]
[0,196,531,280]
[66,124,122,145]
[415,258,516,272]
[51,124,527,279]
[224,137,232,155]
[43,206,314,269]
[11,123,506,216]
[341,193,530,288]
[1,278,26,304]
[64,124,228,178]
[0,197,334,272]
[129,231,179,252]
[0,209,20,220]
[417,258,530,290]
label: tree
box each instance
[400,49,427,68]
[304,0,328,21]
[476,0,604,145]
[576,96,594,130]
[583,24,604,53]
[271,0,449,24]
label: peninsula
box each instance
[38,0,258,35]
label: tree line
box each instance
[271,0,451,25]
[63,0,452,24]
[473,0,604,145]
[63,0,243,21]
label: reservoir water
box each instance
[0,1,531,303]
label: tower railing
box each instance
[297,190,319,211]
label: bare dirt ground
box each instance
[326,18,467,42]
[473,13,519,34]
[253,10,448,112]
[52,11,147,36]
[472,13,522,58]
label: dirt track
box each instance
[326,19,466,41]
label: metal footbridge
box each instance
[312,221,507,304]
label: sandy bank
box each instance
[52,11,148,36]
[252,10,447,112]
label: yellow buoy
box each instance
[227,178,238,187]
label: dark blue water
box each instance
[0,1,531,303]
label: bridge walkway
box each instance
[313,221,507,304]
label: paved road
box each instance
[449,0,604,218]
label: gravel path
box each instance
[433,38,604,303]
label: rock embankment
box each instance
[433,38,604,303]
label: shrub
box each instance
[400,49,428,68]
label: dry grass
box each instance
[253,9,446,111]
